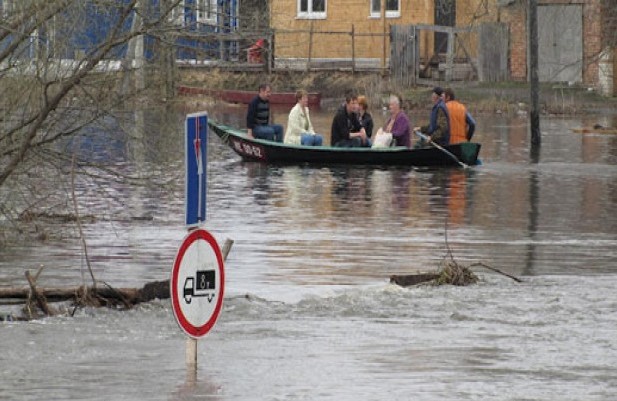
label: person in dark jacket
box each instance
[357,95,374,147]
[330,92,367,147]
[414,86,450,146]
[246,83,284,142]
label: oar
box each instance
[414,131,469,168]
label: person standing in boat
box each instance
[284,89,324,146]
[382,94,412,148]
[357,95,374,147]
[330,92,367,147]
[414,86,450,147]
[246,83,284,142]
[443,87,476,144]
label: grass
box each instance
[177,69,617,116]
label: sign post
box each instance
[170,229,225,362]
[185,112,208,228]
[174,111,224,370]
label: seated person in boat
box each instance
[444,87,476,144]
[414,86,450,147]
[284,89,323,146]
[246,83,284,142]
[357,95,374,145]
[330,92,368,148]
[381,94,412,148]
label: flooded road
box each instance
[1,105,616,400]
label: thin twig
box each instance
[25,268,55,316]
[469,262,523,283]
[98,281,133,310]
[71,154,97,288]
[443,217,455,263]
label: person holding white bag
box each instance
[373,94,412,148]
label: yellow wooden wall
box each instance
[270,0,500,61]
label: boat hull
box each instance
[209,121,481,167]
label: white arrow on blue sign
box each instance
[185,111,208,227]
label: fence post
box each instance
[412,25,418,86]
[267,31,273,74]
[381,0,387,74]
[445,27,454,82]
[351,24,355,75]
[307,22,313,72]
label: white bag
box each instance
[372,128,393,148]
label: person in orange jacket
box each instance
[444,87,476,144]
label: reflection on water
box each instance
[1,108,615,287]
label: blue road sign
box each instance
[185,112,208,227]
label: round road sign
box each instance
[170,229,225,338]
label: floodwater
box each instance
[1,104,616,401]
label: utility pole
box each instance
[529,0,541,147]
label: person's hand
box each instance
[247,129,253,139]
[413,126,420,132]
[360,128,367,143]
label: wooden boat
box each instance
[208,120,482,167]
[178,86,322,107]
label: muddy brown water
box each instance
[1,106,616,400]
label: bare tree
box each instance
[0,0,185,237]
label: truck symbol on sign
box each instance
[183,270,216,304]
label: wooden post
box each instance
[307,22,313,72]
[351,24,355,75]
[186,337,198,367]
[613,47,617,97]
[267,31,273,74]
[381,0,387,74]
[221,238,234,261]
[445,27,454,82]
[529,0,541,146]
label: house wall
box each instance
[499,1,526,81]
[581,0,602,85]
[269,0,608,88]
[451,0,500,61]
[499,0,604,86]
[598,48,614,96]
[270,0,434,62]
[270,0,500,65]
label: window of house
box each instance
[195,0,217,24]
[1,0,12,18]
[370,0,400,18]
[170,0,217,25]
[298,0,326,19]
[169,0,185,26]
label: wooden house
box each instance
[269,0,615,92]
[269,0,499,69]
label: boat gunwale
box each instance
[211,122,429,153]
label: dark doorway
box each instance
[434,0,456,54]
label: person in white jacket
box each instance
[284,90,324,146]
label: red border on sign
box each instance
[170,229,225,338]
